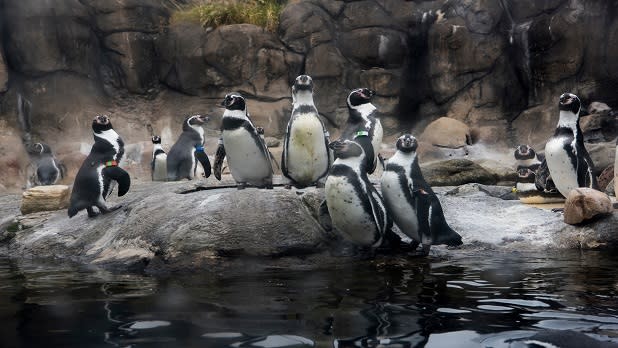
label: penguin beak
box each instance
[328,140,345,151]
[198,115,210,123]
[559,94,571,105]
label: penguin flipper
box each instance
[213,142,226,181]
[195,150,212,178]
[103,166,131,196]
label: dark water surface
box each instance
[0,250,617,347]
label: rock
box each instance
[588,101,611,114]
[421,159,498,186]
[563,188,613,225]
[586,142,616,176]
[512,105,557,150]
[339,28,408,69]
[606,178,615,197]
[279,2,334,54]
[8,181,327,270]
[580,112,616,143]
[104,32,158,94]
[597,165,614,192]
[419,117,471,148]
[556,212,618,249]
[20,185,70,215]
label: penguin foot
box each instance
[264,184,274,190]
[315,181,325,189]
[237,183,247,190]
[87,207,99,218]
[551,207,564,213]
[284,184,292,190]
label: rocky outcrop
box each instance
[563,188,613,225]
[1,180,617,272]
[421,159,498,186]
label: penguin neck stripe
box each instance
[105,160,118,167]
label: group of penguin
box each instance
[513,93,602,204]
[35,76,600,255]
[62,74,461,255]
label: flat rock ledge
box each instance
[0,179,616,272]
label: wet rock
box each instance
[339,28,408,68]
[20,185,70,215]
[556,212,618,249]
[563,188,613,225]
[421,159,498,186]
[279,2,334,54]
[419,117,471,148]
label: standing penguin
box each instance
[166,115,212,181]
[339,88,383,174]
[27,142,65,186]
[213,93,273,189]
[68,115,130,218]
[151,135,167,182]
[281,75,331,187]
[380,134,462,254]
[544,93,598,197]
[325,139,391,248]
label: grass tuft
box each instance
[171,0,286,32]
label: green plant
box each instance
[171,0,286,32]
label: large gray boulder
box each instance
[4,181,328,270]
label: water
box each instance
[0,250,617,348]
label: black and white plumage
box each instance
[166,115,212,181]
[339,88,383,174]
[151,135,167,181]
[27,142,65,186]
[281,75,331,187]
[213,93,273,189]
[325,139,391,247]
[68,115,130,218]
[380,134,462,254]
[544,93,598,197]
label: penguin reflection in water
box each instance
[380,134,462,255]
[26,142,66,187]
[166,115,211,181]
[214,93,274,189]
[68,115,130,218]
[325,139,393,249]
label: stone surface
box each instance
[563,188,613,225]
[20,185,70,215]
[1,180,618,272]
[421,159,498,186]
[419,117,471,148]
[0,40,7,93]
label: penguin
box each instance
[339,88,383,174]
[380,134,462,254]
[513,144,565,204]
[68,115,130,218]
[26,142,65,186]
[544,93,598,197]
[151,135,167,182]
[166,115,212,181]
[325,139,391,247]
[213,93,273,189]
[281,75,331,187]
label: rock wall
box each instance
[0,0,616,191]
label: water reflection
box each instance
[0,250,616,347]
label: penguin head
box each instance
[396,134,418,153]
[27,142,50,155]
[151,135,162,144]
[328,139,364,160]
[558,93,581,114]
[292,75,314,94]
[92,115,113,133]
[347,88,375,108]
[183,114,209,131]
[222,93,246,111]
[517,167,534,179]
[514,144,536,160]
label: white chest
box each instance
[545,137,579,196]
[286,114,329,183]
[222,128,271,183]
